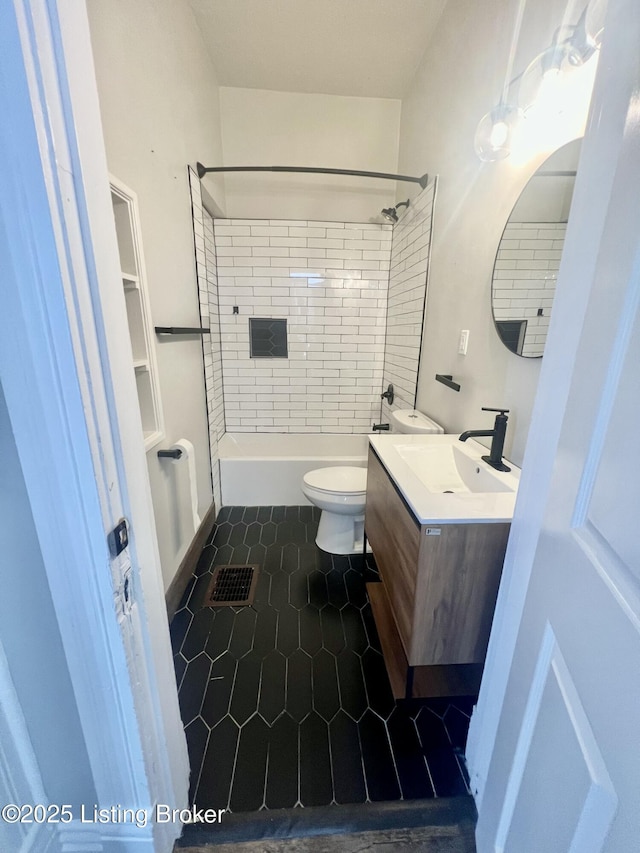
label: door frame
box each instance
[0,1,188,849]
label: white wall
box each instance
[0,384,96,809]
[398,0,595,464]
[218,87,402,222]
[86,0,226,588]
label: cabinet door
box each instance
[365,447,420,654]
[412,523,510,665]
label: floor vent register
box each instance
[204,564,259,607]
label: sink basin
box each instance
[368,433,520,523]
[395,442,515,494]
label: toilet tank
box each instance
[390,409,444,434]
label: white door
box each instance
[0,641,60,853]
[471,1,640,851]
[0,2,188,850]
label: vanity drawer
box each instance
[365,447,420,654]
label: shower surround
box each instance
[214,219,392,433]
[189,168,224,508]
[188,171,438,509]
[382,179,437,418]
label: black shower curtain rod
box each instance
[196,162,429,189]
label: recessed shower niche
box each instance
[249,317,288,359]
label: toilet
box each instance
[302,409,443,554]
[389,408,444,434]
[301,466,368,555]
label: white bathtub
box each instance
[218,432,369,506]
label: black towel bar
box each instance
[435,374,461,392]
[155,326,210,335]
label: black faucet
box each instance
[380,384,394,405]
[459,407,511,472]
[372,423,390,431]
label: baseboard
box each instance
[165,502,217,620]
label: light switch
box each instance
[458,329,469,355]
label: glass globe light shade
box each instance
[474,104,521,162]
[563,3,603,69]
[517,45,568,115]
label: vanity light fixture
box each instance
[474,103,521,163]
[474,0,603,162]
[517,39,571,115]
[569,0,606,64]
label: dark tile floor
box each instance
[170,506,474,813]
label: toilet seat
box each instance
[303,466,367,495]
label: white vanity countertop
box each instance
[368,433,521,524]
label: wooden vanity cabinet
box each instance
[364,446,510,698]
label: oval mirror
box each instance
[491,138,581,357]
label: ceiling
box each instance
[188,0,448,99]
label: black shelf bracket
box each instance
[435,374,461,392]
[155,326,210,336]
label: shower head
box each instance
[381,199,410,224]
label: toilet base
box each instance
[315,510,371,555]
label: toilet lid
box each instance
[303,466,367,494]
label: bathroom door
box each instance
[472,1,640,851]
[0,640,60,853]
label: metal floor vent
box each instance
[204,564,259,607]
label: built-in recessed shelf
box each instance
[111,178,164,452]
[122,273,139,289]
[111,194,136,277]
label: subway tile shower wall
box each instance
[214,220,392,433]
[189,168,224,506]
[493,221,565,357]
[381,180,436,421]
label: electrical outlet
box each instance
[458,329,469,355]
